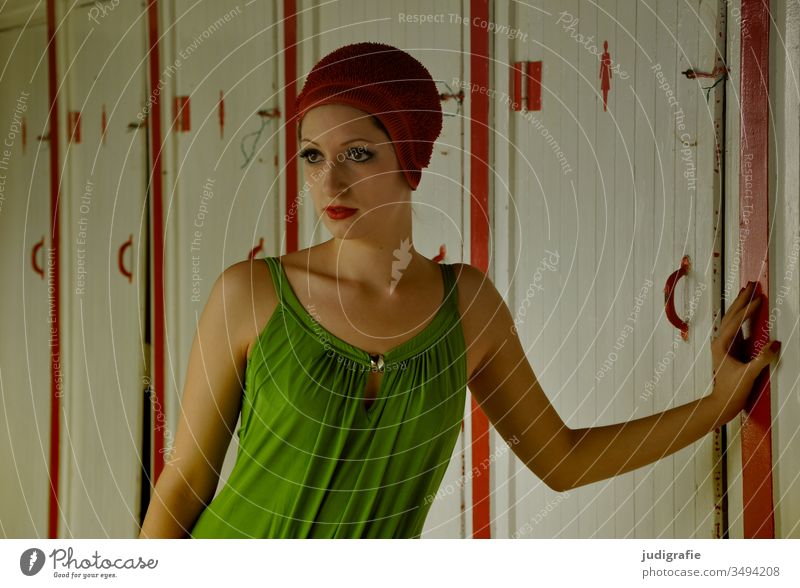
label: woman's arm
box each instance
[563,281,779,491]
[138,261,258,537]
[461,268,780,493]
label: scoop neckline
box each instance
[270,255,455,366]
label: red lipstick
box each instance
[325,206,358,220]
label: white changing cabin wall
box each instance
[491,0,726,538]
[723,0,744,541]
[723,0,800,540]
[0,16,52,538]
[2,0,795,540]
[159,0,282,494]
[766,0,799,539]
[58,0,149,538]
[0,0,150,538]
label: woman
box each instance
[138,42,780,539]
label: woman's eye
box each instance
[299,146,373,164]
[299,149,321,164]
[346,147,373,162]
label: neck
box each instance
[321,234,424,296]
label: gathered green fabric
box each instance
[189,255,467,538]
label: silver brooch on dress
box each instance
[368,353,385,373]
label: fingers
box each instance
[719,294,764,349]
[731,291,763,324]
[714,282,754,349]
[721,327,747,361]
[746,339,782,375]
[727,281,757,316]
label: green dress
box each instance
[189,256,467,538]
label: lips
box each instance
[325,206,358,220]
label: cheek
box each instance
[358,169,402,204]
[361,154,404,188]
[302,166,327,196]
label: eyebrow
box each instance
[299,138,374,146]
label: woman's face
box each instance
[298,103,411,241]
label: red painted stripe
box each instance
[470,0,491,538]
[101,105,107,144]
[146,0,166,483]
[526,61,542,112]
[68,111,81,143]
[173,96,191,132]
[738,0,774,538]
[283,0,298,254]
[432,243,447,263]
[512,62,523,111]
[218,90,225,139]
[46,0,62,539]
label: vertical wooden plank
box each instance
[771,0,800,539]
[593,0,616,538]
[723,0,744,539]
[632,0,657,540]
[511,0,531,539]
[61,0,149,537]
[612,0,637,539]
[450,0,472,536]
[692,0,725,538]
[468,0,492,538]
[298,0,323,248]
[0,21,52,538]
[284,0,298,254]
[490,0,513,539]
[652,0,678,538]
[537,0,562,541]
[557,0,580,538]
[541,0,577,540]
[145,0,166,491]
[738,0,774,539]
[511,0,548,539]
[575,0,598,539]
[45,0,63,539]
[672,0,700,539]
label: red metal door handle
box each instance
[431,243,446,263]
[32,236,45,278]
[118,234,133,283]
[664,255,691,341]
[248,236,264,260]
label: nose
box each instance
[321,157,349,199]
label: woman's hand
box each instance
[709,281,781,427]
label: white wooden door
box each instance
[161,0,281,491]
[59,0,149,537]
[0,21,52,538]
[492,0,725,538]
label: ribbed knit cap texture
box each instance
[295,42,443,191]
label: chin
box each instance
[324,220,376,241]
[327,227,367,241]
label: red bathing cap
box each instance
[295,42,443,191]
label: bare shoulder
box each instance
[450,262,516,382]
[211,257,279,361]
